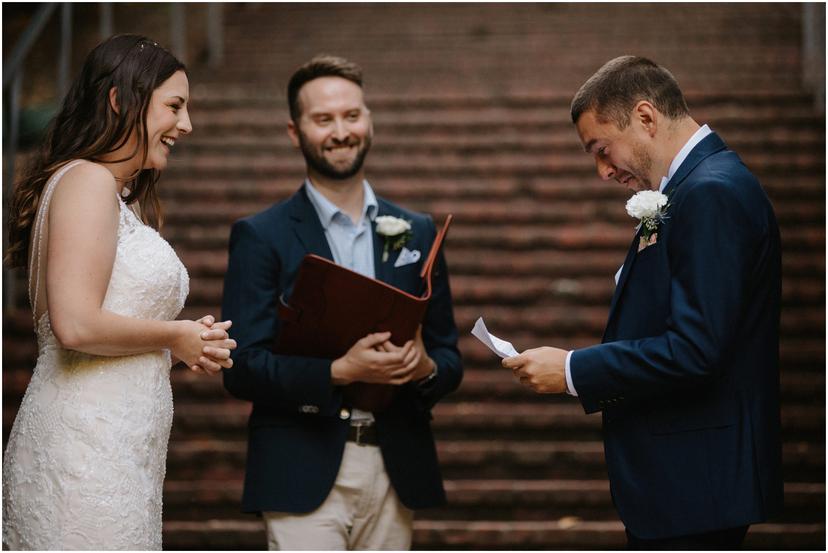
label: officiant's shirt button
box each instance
[339,408,351,420]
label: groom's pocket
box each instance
[648,390,738,435]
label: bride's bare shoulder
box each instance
[60,160,117,189]
[50,161,119,210]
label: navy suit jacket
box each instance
[221,184,462,514]
[571,133,783,539]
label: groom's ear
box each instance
[632,100,658,138]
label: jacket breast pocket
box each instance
[625,241,668,292]
[632,241,662,268]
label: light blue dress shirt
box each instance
[304,179,378,421]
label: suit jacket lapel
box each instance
[603,229,642,341]
[602,132,728,340]
[288,184,334,260]
[663,132,727,197]
[372,200,393,285]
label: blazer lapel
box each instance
[663,132,727,197]
[288,184,334,260]
[603,229,642,341]
[372,200,393,285]
[602,132,728,341]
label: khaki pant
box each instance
[263,442,414,550]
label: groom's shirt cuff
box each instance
[565,350,578,397]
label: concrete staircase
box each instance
[3,3,824,550]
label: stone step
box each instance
[168,245,824,283]
[181,117,824,144]
[187,88,814,109]
[3,334,825,394]
[155,220,824,253]
[176,128,825,155]
[137,275,825,335]
[160,518,826,550]
[171,133,825,163]
[162,519,262,551]
[161,479,825,524]
[159,150,823,180]
[449,369,827,403]
[431,403,825,441]
[161,400,825,443]
[450,305,825,337]
[3,364,824,412]
[158,222,826,259]
[160,480,615,523]
[162,440,825,482]
[155,175,826,202]
[415,520,827,550]
[435,481,826,524]
[4,272,824,325]
[181,102,823,129]
[4,254,823,314]
[3,303,824,364]
[168,272,824,321]
[155,195,826,228]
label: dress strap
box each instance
[28,159,87,324]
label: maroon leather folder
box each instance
[275,215,453,412]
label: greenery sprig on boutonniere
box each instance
[626,190,670,251]
[375,215,413,262]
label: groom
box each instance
[503,56,783,548]
[221,55,462,549]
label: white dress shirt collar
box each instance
[658,124,712,193]
[304,178,378,229]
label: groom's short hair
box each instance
[570,56,690,129]
[288,55,364,122]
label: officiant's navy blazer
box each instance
[571,133,783,539]
[221,184,461,514]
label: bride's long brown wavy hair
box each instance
[5,34,185,268]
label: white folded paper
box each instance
[471,317,519,359]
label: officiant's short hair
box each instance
[570,56,690,129]
[288,55,364,122]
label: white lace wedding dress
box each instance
[3,160,189,550]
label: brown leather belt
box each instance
[347,424,378,446]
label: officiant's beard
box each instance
[298,130,372,181]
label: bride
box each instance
[3,35,235,550]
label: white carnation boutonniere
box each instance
[375,215,413,262]
[625,190,670,252]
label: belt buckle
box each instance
[354,424,366,446]
[352,423,373,446]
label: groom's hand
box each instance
[502,346,568,394]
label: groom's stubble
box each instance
[628,139,655,191]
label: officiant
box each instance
[220,55,462,550]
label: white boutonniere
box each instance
[626,190,670,252]
[375,215,413,262]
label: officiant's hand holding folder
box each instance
[275,215,453,412]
